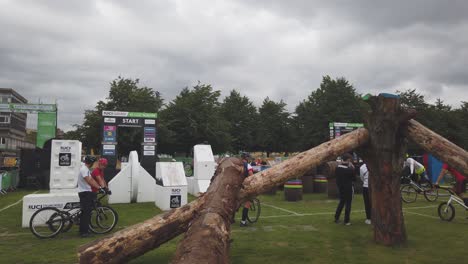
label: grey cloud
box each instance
[0,0,467,131]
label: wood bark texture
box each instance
[171,158,244,264]
[407,119,468,176]
[78,128,370,263]
[361,95,407,246]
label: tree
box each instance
[65,77,163,155]
[257,97,291,155]
[220,90,258,153]
[295,76,364,150]
[160,83,230,155]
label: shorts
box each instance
[455,179,467,195]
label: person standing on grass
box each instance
[334,153,355,226]
[78,156,107,238]
[240,152,254,227]
[91,158,111,197]
[359,163,371,225]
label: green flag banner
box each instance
[37,112,57,148]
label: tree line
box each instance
[64,76,468,156]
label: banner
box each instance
[102,110,157,119]
[0,103,56,113]
[36,112,57,148]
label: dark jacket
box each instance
[335,163,355,191]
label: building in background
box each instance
[0,88,35,159]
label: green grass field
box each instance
[0,189,467,264]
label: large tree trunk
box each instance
[361,95,407,246]
[78,128,369,263]
[407,119,468,176]
[171,158,244,264]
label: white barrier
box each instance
[49,140,82,191]
[193,144,216,180]
[155,162,188,210]
[22,192,79,228]
[108,151,155,204]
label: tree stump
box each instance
[361,94,408,246]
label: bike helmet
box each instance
[84,155,97,165]
[98,158,108,166]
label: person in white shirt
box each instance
[360,163,371,225]
[404,155,429,184]
[78,156,106,237]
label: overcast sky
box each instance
[1,0,467,131]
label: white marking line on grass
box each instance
[404,211,439,219]
[261,202,300,215]
[0,191,39,213]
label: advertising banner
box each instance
[329,122,364,139]
[0,103,56,113]
[103,125,117,142]
[102,144,116,156]
[36,112,57,148]
[102,111,157,119]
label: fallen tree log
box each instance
[78,128,369,263]
[171,158,244,264]
[407,119,468,176]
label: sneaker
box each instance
[364,219,371,225]
[240,221,248,227]
[334,219,341,224]
[80,233,93,238]
[344,222,351,226]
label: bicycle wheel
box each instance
[423,188,439,202]
[246,199,261,223]
[89,206,118,234]
[29,207,64,239]
[400,185,417,203]
[438,202,455,221]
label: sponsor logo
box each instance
[170,195,181,208]
[144,137,155,143]
[104,117,116,123]
[60,146,71,152]
[28,203,64,210]
[143,151,155,156]
[103,145,116,150]
[102,111,129,117]
[63,202,81,209]
[59,153,71,166]
[144,119,156,125]
[143,145,155,151]
[171,188,181,194]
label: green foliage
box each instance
[220,90,258,153]
[159,83,231,154]
[65,77,163,154]
[294,76,365,149]
[65,76,468,156]
[397,89,468,152]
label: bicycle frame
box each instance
[437,185,467,207]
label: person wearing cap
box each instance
[91,158,110,196]
[78,156,107,237]
[240,152,254,227]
